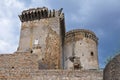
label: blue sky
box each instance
[0,0,120,68]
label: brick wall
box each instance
[0,52,38,70]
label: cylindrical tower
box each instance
[64,29,99,70]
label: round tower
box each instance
[64,29,99,70]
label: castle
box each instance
[0,7,103,80]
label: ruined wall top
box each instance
[19,7,64,22]
[65,29,98,44]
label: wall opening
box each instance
[74,64,80,70]
[11,66,15,70]
[30,50,33,53]
[91,52,94,56]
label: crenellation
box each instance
[19,7,64,22]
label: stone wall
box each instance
[103,54,120,80]
[0,52,38,70]
[0,69,103,80]
[0,52,103,80]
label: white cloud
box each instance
[0,0,25,53]
[0,0,52,53]
[0,40,17,54]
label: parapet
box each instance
[65,29,98,44]
[19,7,64,22]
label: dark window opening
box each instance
[91,52,94,56]
[42,58,44,61]
[12,67,14,69]
[30,50,33,53]
[74,64,80,70]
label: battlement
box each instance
[19,7,64,22]
[65,29,98,44]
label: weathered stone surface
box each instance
[18,7,65,69]
[64,29,99,70]
[0,69,103,80]
[103,54,120,80]
[0,52,38,70]
[0,7,102,80]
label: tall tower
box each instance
[18,7,65,69]
[64,29,99,70]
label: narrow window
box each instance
[30,50,33,53]
[91,52,94,56]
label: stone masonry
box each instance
[0,69,102,80]
[0,7,103,80]
[64,29,99,70]
[103,54,120,80]
[18,7,65,69]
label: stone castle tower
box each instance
[18,7,99,70]
[18,7,65,69]
[0,7,103,80]
[64,29,99,70]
